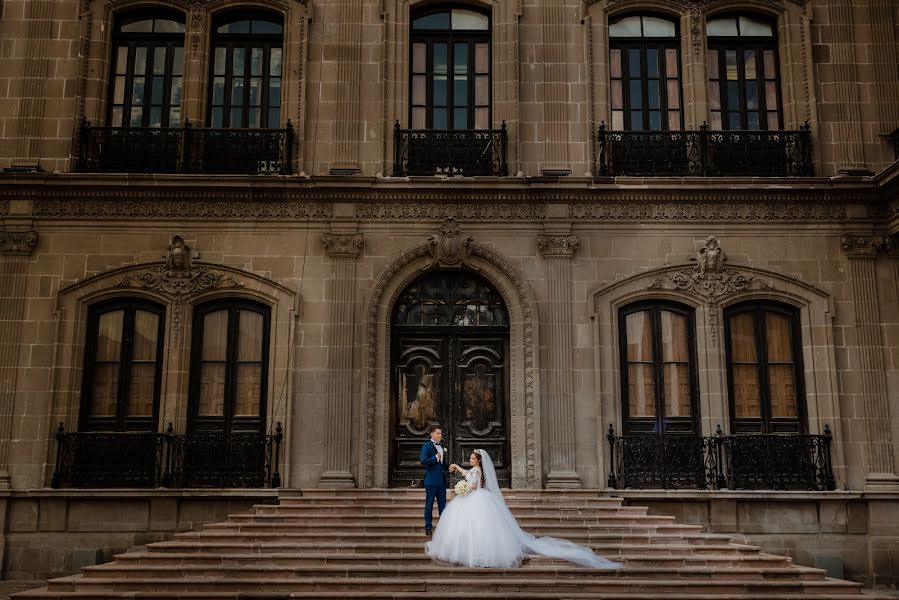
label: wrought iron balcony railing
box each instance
[50,422,284,489]
[597,124,814,177]
[606,424,836,491]
[77,119,294,175]
[393,121,509,177]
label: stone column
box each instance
[182,8,210,125]
[828,4,871,175]
[538,234,581,488]
[0,232,38,488]
[841,235,899,491]
[328,0,365,175]
[870,1,899,147]
[319,233,364,487]
[537,2,571,176]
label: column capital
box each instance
[538,234,579,259]
[322,233,364,259]
[0,230,38,255]
[840,234,890,259]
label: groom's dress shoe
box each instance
[425,527,433,536]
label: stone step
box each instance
[285,489,610,499]
[146,540,764,556]
[43,575,864,595]
[111,550,794,569]
[253,503,648,516]
[223,513,676,527]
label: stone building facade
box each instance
[0,0,898,586]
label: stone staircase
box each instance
[14,489,885,600]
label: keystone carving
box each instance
[428,218,473,268]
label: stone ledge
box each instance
[602,489,870,501]
[5,488,280,500]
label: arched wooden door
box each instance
[389,270,511,487]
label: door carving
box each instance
[390,271,510,487]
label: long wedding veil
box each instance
[476,448,622,569]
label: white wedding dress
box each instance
[424,449,621,569]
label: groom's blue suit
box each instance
[420,440,449,532]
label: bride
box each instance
[424,448,622,569]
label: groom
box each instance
[420,424,449,536]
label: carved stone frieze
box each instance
[322,233,364,259]
[537,235,579,259]
[355,203,546,222]
[570,202,846,223]
[650,237,769,305]
[0,200,8,216]
[428,219,473,268]
[841,234,892,258]
[33,200,333,221]
[0,231,38,255]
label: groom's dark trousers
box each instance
[421,441,448,530]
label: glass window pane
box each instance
[769,364,798,417]
[733,364,761,417]
[413,12,450,30]
[113,77,125,104]
[96,311,124,361]
[475,76,489,106]
[111,106,123,127]
[648,111,661,131]
[628,364,656,417]
[238,311,264,362]
[412,75,426,105]
[433,43,447,75]
[709,81,721,110]
[646,48,658,78]
[211,107,223,128]
[609,16,642,38]
[648,79,660,109]
[765,81,777,111]
[707,50,719,79]
[630,110,643,129]
[129,107,143,126]
[151,76,164,104]
[728,112,741,129]
[665,48,679,77]
[451,10,488,31]
[454,79,468,106]
[667,110,681,130]
[150,107,162,127]
[169,106,181,126]
[218,20,250,34]
[612,110,624,130]
[413,43,426,73]
[629,79,642,106]
[234,364,262,416]
[231,107,242,125]
[248,107,260,128]
[433,108,447,129]
[251,47,263,76]
[475,107,488,130]
[202,311,229,361]
[610,49,622,78]
[664,363,691,417]
[642,16,676,38]
[433,77,447,107]
[454,44,468,75]
[251,19,282,34]
[212,77,225,105]
[134,47,147,74]
[126,363,156,417]
[763,50,777,79]
[172,46,184,76]
[154,19,185,33]
[152,47,166,75]
[626,311,653,362]
[767,111,779,130]
[198,363,226,416]
[747,111,760,130]
[231,80,245,106]
[766,313,793,362]
[249,77,261,106]
[667,80,680,109]
[611,79,623,110]
[453,108,468,129]
[739,16,774,37]
[746,81,758,110]
[725,50,738,80]
[475,43,489,74]
[730,312,757,363]
[707,18,739,37]
[121,19,153,33]
[268,78,281,107]
[710,111,722,130]
[214,47,227,75]
[232,48,245,75]
[628,48,641,76]
[726,81,739,109]
[660,311,688,362]
[132,76,145,105]
[270,48,282,77]
[91,364,119,417]
[744,50,757,80]
[171,76,183,106]
[115,46,128,74]
[412,107,426,129]
[268,107,280,128]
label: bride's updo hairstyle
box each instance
[471,450,489,488]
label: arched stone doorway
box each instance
[389,270,511,487]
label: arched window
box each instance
[80,299,166,431]
[188,299,271,433]
[609,14,682,131]
[108,12,186,127]
[706,14,782,130]
[725,302,805,433]
[209,13,284,128]
[410,6,491,130]
[619,301,699,434]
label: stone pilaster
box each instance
[538,234,581,488]
[870,1,899,140]
[319,232,364,487]
[828,4,870,175]
[13,0,54,166]
[537,2,571,175]
[329,0,365,175]
[0,231,38,488]
[841,234,899,491]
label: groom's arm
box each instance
[420,444,438,466]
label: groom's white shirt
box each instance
[433,441,444,462]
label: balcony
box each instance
[393,122,508,177]
[50,423,284,488]
[606,424,836,491]
[597,124,814,177]
[77,119,294,175]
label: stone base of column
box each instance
[545,471,582,489]
[318,470,356,488]
[864,473,899,493]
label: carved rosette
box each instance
[0,231,38,255]
[841,234,892,259]
[322,233,364,259]
[537,235,579,259]
[428,218,473,268]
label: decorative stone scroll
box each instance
[0,231,38,255]
[322,233,364,259]
[428,218,473,269]
[840,234,891,258]
[537,235,579,259]
[115,236,243,343]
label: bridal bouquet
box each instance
[454,480,471,497]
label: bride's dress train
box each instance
[424,450,621,569]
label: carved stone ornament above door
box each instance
[428,218,474,269]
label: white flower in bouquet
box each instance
[454,479,471,497]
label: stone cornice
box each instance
[841,234,892,258]
[538,235,579,259]
[322,233,364,259]
[0,231,38,255]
